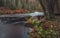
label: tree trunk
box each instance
[39,0,47,19]
[47,0,56,19]
[39,0,57,20]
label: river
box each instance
[0,20,29,38]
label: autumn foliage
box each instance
[0,8,30,14]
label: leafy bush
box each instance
[28,17,58,38]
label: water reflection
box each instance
[0,21,29,38]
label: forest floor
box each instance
[27,16,60,38]
[44,16,60,38]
